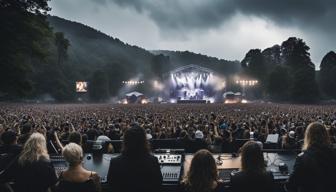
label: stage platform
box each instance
[177,100,207,104]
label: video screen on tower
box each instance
[76,81,88,92]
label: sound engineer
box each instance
[286,122,336,192]
[230,141,274,192]
[179,149,225,192]
[55,143,101,192]
[0,130,22,156]
[107,125,162,192]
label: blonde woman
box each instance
[55,143,101,192]
[13,132,57,192]
[287,122,336,192]
[179,149,224,192]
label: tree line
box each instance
[0,0,74,101]
[241,37,336,103]
[0,1,168,102]
[1,1,335,103]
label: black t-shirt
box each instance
[191,139,208,153]
[0,144,22,155]
[107,153,162,192]
[0,144,22,182]
[55,173,98,192]
[178,182,225,192]
[287,146,336,192]
[56,179,97,192]
[13,158,58,192]
[230,171,274,192]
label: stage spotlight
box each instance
[169,98,177,104]
[153,80,164,91]
[76,81,88,92]
[207,97,215,103]
[236,79,258,87]
[122,80,145,85]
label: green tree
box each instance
[267,66,290,101]
[104,63,128,96]
[89,70,109,101]
[0,0,51,98]
[54,32,70,66]
[262,45,281,72]
[150,54,170,79]
[241,49,266,80]
[319,51,336,98]
[281,37,319,102]
[241,49,266,98]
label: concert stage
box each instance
[177,100,207,104]
[166,64,225,103]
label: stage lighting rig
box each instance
[122,80,145,85]
[235,79,258,97]
[235,80,258,86]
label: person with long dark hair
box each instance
[230,141,274,192]
[179,149,224,192]
[107,125,162,192]
[286,122,336,192]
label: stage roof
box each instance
[168,64,215,75]
[125,91,143,97]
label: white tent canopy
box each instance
[223,91,235,97]
[223,91,242,97]
[125,91,144,97]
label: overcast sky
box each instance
[50,0,336,68]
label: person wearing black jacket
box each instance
[0,130,22,156]
[0,130,22,191]
[177,130,193,153]
[230,141,274,192]
[107,125,162,192]
[286,122,336,192]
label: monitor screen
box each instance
[76,81,88,92]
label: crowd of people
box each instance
[1,103,336,192]
[1,103,336,152]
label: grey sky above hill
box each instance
[50,0,336,68]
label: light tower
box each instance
[235,79,258,97]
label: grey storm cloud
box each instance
[51,0,336,66]
[91,0,336,33]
